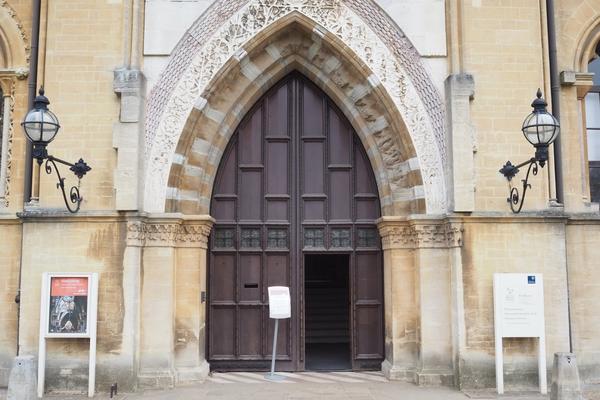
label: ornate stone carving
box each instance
[144,0,447,214]
[0,0,30,61]
[0,77,15,208]
[379,221,463,249]
[127,219,213,248]
[176,223,213,248]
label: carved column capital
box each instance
[126,215,214,248]
[378,221,415,250]
[177,220,214,249]
[378,218,463,250]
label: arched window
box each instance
[586,42,600,202]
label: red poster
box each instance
[51,277,88,297]
[48,277,89,334]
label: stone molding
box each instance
[0,75,15,208]
[0,0,30,63]
[378,218,464,250]
[144,0,447,214]
[164,16,426,215]
[127,215,214,248]
[560,71,595,100]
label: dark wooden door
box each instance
[208,73,383,371]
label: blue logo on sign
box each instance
[528,275,536,284]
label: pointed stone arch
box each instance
[0,1,28,69]
[0,1,28,208]
[144,0,448,215]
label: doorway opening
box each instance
[304,254,351,371]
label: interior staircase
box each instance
[305,286,349,344]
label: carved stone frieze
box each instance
[0,0,30,61]
[144,0,447,214]
[379,221,463,250]
[127,219,213,248]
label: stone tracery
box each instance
[145,0,448,214]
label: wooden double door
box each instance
[208,73,383,371]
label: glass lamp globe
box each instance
[521,89,560,147]
[21,88,60,144]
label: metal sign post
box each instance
[493,273,546,395]
[37,273,99,398]
[266,286,291,381]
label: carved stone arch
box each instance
[572,14,600,72]
[0,1,29,68]
[167,14,425,216]
[144,0,448,215]
[0,1,28,208]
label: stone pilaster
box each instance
[113,68,145,211]
[446,74,476,212]
[379,219,418,381]
[127,214,213,388]
[412,221,462,386]
[378,217,463,386]
[173,218,213,383]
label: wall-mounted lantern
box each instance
[21,88,91,213]
[499,89,560,213]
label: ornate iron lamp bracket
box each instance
[42,155,91,213]
[499,157,538,213]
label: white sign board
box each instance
[38,273,99,398]
[493,273,546,395]
[494,273,545,337]
[268,286,291,319]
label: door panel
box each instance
[209,73,383,371]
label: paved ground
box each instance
[2,372,600,399]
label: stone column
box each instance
[136,216,180,388]
[173,216,213,383]
[412,220,463,386]
[378,218,418,381]
[559,71,598,212]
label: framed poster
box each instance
[38,272,98,398]
[40,273,97,338]
[48,276,89,335]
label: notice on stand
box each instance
[493,273,544,338]
[493,273,547,395]
[268,286,291,319]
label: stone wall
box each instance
[567,221,600,383]
[15,214,136,392]
[0,218,21,386]
[458,218,571,389]
[34,0,124,211]
[1,0,600,395]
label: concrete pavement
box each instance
[2,371,600,400]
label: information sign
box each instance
[268,286,291,319]
[493,273,546,395]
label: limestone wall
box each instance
[16,215,136,392]
[33,0,124,211]
[1,0,600,394]
[0,218,21,386]
[458,218,571,389]
[460,1,551,212]
[567,221,600,383]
